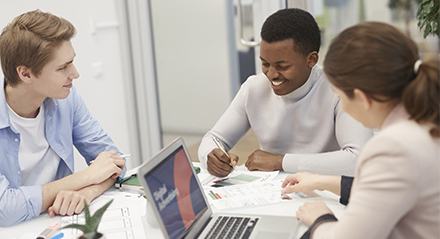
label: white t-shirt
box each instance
[7,103,60,186]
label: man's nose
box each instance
[265,66,279,80]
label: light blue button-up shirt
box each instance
[0,78,126,226]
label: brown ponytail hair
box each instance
[324,22,439,137]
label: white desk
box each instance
[3,165,345,239]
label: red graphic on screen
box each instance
[173,149,196,229]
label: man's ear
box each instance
[307,51,319,68]
[16,65,33,84]
[353,88,372,110]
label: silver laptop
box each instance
[138,137,298,239]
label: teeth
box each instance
[272,81,284,86]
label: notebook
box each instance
[137,137,298,239]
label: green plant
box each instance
[388,0,419,36]
[416,0,440,38]
[389,0,440,38]
[62,199,113,239]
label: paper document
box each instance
[60,190,146,239]
[199,167,279,188]
[205,180,319,210]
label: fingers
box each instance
[245,149,283,171]
[296,201,333,227]
[114,156,126,169]
[88,151,126,184]
[207,149,234,177]
[48,206,55,218]
[281,184,299,194]
[51,191,87,216]
[212,148,232,164]
[74,201,86,214]
[281,172,319,193]
[281,174,300,188]
[230,154,239,167]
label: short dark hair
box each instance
[261,8,320,56]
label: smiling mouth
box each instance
[271,80,286,86]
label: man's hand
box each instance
[85,151,125,184]
[207,148,239,177]
[47,178,116,217]
[48,190,89,217]
[296,201,334,227]
[245,149,283,171]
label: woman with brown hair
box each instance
[282,22,439,239]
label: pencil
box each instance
[211,135,236,170]
[211,136,230,159]
[90,153,131,165]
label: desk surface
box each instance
[4,164,345,239]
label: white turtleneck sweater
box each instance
[198,65,373,176]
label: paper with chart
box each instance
[60,190,146,239]
[205,180,319,210]
[199,167,279,188]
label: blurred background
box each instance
[0,0,438,171]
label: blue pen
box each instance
[50,232,64,239]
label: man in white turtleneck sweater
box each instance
[198,8,373,178]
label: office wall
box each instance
[0,1,139,171]
[150,0,235,135]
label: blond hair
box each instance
[0,9,76,87]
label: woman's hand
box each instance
[281,172,323,193]
[281,172,342,196]
[296,201,334,227]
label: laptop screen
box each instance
[143,145,207,239]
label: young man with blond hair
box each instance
[0,10,126,226]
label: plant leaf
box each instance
[84,200,91,222]
[61,223,93,234]
[424,23,431,37]
[89,199,114,232]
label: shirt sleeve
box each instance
[69,87,126,179]
[282,101,373,176]
[339,176,354,206]
[0,175,42,226]
[300,214,338,239]
[198,84,251,169]
[308,138,418,239]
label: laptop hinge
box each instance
[182,216,212,239]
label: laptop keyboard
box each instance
[204,216,259,239]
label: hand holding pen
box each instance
[87,151,127,184]
[206,135,239,177]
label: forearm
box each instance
[317,175,342,196]
[41,170,91,212]
[282,149,358,176]
[78,178,116,203]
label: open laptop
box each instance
[137,137,298,239]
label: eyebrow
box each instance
[58,54,76,68]
[259,56,287,64]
